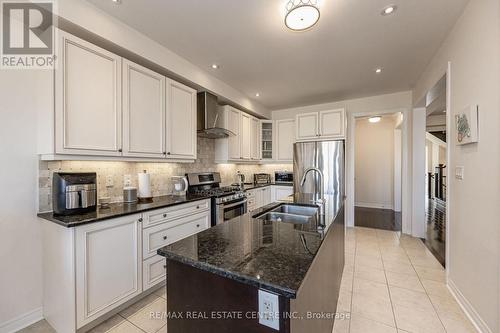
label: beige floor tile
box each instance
[393,303,445,333]
[439,314,476,333]
[421,279,452,298]
[385,271,425,292]
[380,247,407,256]
[389,286,434,312]
[408,256,443,269]
[413,265,446,283]
[156,324,168,333]
[337,289,352,313]
[107,321,144,333]
[355,254,384,270]
[354,265,387,284]
[153,286,167,299]
[356,248,382,258]
[353,278,390,302]
[351,292,395,327]
[88,315,126,333]
[340,271,354,292]
[382,252,410,263]
[120,293,160,318]
[17,320,56,333]
[332,318,350,333]
[428,293,464,317]
[127,298,167,333]
[350,314,397,333]
[382,260,415,275]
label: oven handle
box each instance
[223,199,247,209]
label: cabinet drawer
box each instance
[143,255,166,291]
[143,211,210,258]
[143,199,210,228]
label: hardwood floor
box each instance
[423,198,446,267]
[354,206,402,232]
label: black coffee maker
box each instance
[52,172,97,215]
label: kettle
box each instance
[171,176,189,196]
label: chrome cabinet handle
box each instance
[196,205,200,209]
[196,224,200,228]
[163,235,167,240]
[138,218,143,222]
[163,213,167,218]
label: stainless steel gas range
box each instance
[186,172,247,226]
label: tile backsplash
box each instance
[38,138,292,212]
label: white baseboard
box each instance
[0,307,43,333]
[447,279,492,333]
[355,202,394,210]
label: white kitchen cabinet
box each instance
[227,107,241,160]
[319,109,345,138]
[295,108,346,141]
[296,112,319,141]
[272,186,294,202]
[166,79,197,159]
[261,121,273,160]
[75,214,142,328]
[55,31,122,156]
[262,187,272,205]
[122,60,166,158]
[143,255,167,291]
[240,112,252,160]
[275,119,295,162]
[251,117,261,160]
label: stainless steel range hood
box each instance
[197,92,235,139]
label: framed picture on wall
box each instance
[455,105,479,145]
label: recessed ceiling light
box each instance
[375,68,383,74]
[255,93,260,97]
[211,64,219,69]
[368,116,382,123]
[285,0,320,31]
[381,5,397,16]
[112,0,122,4]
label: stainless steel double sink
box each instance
[256,204,318,224]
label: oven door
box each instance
[217,199,248,224]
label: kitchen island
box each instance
[157,193,345,333]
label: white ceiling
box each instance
[87,0,468,110]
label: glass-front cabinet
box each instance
[261,121,273,160]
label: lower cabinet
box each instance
[75,214,142,328]
[272,186,294,202]
[42,199,210,333]
[246,186,285,211]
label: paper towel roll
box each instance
[138,171,152,198]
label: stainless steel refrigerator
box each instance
[293,140,345,197]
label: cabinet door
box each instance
[55,31,122,156]
[251,117,260,160]
[76,214,141,328]
[122,60,166,158]
[274,186,294,201]
[262,187,272,205]
[296,112,319,141]
[227,108,241,160]
[254,189,263,209]
[276,119,295,161]
[320,109,345,139]
[240,113,251,160]
[166,79,197,159]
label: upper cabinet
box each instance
[295,109,346,141]
[50,30,197,161]
[166,80,197,159]
[275,119,295,162]
[122,59,165,158]
[215,106,261,163]
[260,121,273,160]
[55,31,122,156]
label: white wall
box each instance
[354,116,396,209]
[413,0,500,331]
[0,69,53,329]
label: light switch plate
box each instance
[258,289,279,330]
[106,175,114,187]
[455,166,464,180]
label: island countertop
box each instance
[157,192,344,299]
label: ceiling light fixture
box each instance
[211,64,219,69]
[285,0,320,31]
[368,116,382,123]
[255,93,260,97]
[381,5,397,16]
[111,0,122,4]
[375,68,383,73]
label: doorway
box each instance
[353,112,403,231]
[422,75,448,266]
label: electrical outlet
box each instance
[124,174,132,187]
[258,289,279,330]
[455,166,464,180]
[105,175,114,187]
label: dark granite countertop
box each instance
[157,192,344,299]
[230,182,294,191]
[38,194,211,228]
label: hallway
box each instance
[354,207,402,232]
[424,198,446,267]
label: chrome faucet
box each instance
[300,167,326,217]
